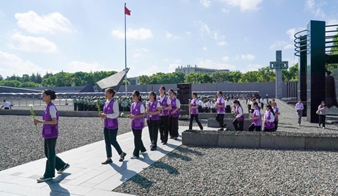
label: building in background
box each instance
[127,77,138,85]
[175,65,230,75]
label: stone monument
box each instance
[270,50,288,99]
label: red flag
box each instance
[124,6,131,15]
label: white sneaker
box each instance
[37,176,53,183]
[141,151,147,155]
[131,155,139,159]
[323,127,325,129]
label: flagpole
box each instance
[124,3,127,96]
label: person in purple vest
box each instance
[189,92,203,130]
[272,102,280,131]
[215,91,226,131]
[130,90,147,159]
[33,89,70,183]
[248,102,262,131]
[263,105,275,132]
[158,86,172,145]
[168,89,181,140]
[146,91,161,151]
[232,100,244,131]
[99,88,126,164]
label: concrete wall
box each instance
[117,82,277,97]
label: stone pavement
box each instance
[0,126,213,196]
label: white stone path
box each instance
[0,126,213,196]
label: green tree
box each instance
[228,71,242,83]
[137,75,150,85]
[282,64,298,82]
[0,75,3,81]
[211,71,229,83]
[240,71,259,83]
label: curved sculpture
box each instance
[325,71,338,108]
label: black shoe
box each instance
[151,146,157,151]
[163,141,167,145]
[102,158,112,164]
[37,176,53,183]
[174,137,178,140]
[119,152,127,162]
[57,163,70,174]
[223,123,227,127]
[218,128,224,131]
[170,136,174,139]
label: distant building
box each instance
[127,77,138,85]
[175,65,229,75]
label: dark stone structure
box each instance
[80,83,94,92]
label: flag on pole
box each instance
[125,6,131,15]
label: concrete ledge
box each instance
[182,130,218,146]
[182,130,338,150]
[194,113,250,119]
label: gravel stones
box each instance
[113,146,338,195]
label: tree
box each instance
[282,64,298,82]
[137,75,150,85]
[211,71,229,83]
[240,71,260,83]
[0,75,4,81]
[36,73,42,83]
[228,71,242,83]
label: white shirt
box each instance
[175,99,181,108]
[105,99,119,119]
[198,100,203,106]
[3,101,10,108]
[235,106,243,119]
[159,95,171,105]
[265,111,275,122]
[49,105,57,118]
[260,98,264,103]
[226,100,231,106]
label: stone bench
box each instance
[207,113,251,131]
[182,130,338,150]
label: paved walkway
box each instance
[0,126,213,196]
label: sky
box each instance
[0,0,338,78]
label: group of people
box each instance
[31,87,329,183]
[32,86,181,182]
[295,99,328,129]
[188,92,280,132]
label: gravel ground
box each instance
[114,146,338,195]
[0,115,200,171]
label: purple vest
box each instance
[235,105,244,121]
[147,100,159,121]
[190,98,198,115]
[273,107,279,122]
[42,103,59,139]
[170,98,180,118]
[252,108,262,126]
[216,97,225,114]
[158,95,170,116]
[264,111,275,129]
[131,101,145,130]
[103,99,118,129]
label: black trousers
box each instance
[132,129,146,157]
[189,114,203,130]
[264,128,274,132]
[216,114,225,128]
[233,119,244,131]
[147,120,159,147]
[73,103,77,111]
[248,124,261,131]
[104,128,123,158]
[319,115,326,127]
[169,116,179,137]
[226,106,231,113]
[274,120,279,131]
[44,138,66,178]
[248,105,251,113]
[159,116,169,143]
[260,103,264,109]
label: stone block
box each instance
[218,134,260,148]
[305,137,338,150]
[182,130,218,146]
[260,135,305,150]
